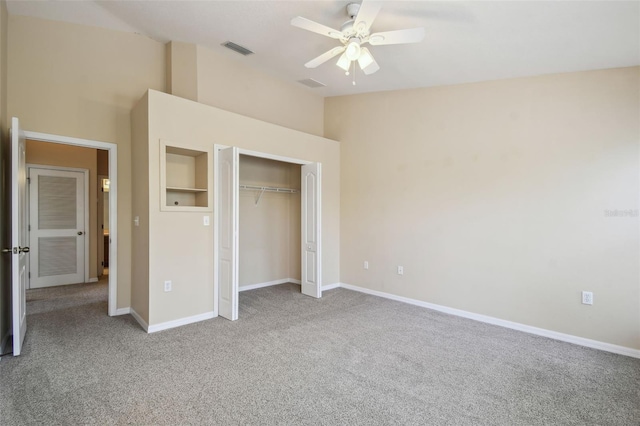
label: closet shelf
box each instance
[240,184,300,206]
[166,186,208,193]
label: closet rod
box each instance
[240,184,300,206]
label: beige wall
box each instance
[195,45,324,137]
[25,140,99,280]
[0,0,9,351]
[130,93,150,323]
[325,67,640,350]
[139,89,339,326]
[7,15,166,309]
[239,155,301,286]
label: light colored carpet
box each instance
[0,281,638,425]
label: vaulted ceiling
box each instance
[7,1,639,97]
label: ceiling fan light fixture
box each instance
[336,52,351,71]
[357,47,374,69]
[345,38,361,61]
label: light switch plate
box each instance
[203,216,210,226]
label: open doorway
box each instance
[21,130,118,317]
[214,146,321,321]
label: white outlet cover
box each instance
[582,291,593,305]
[203,215,210,226]
[164,280,172,292]
[397,266,404,275]
[364,261,369,270]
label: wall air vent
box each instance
[221,41,254,56]
[298,78,326,88]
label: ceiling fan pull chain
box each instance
[352,61,357,86]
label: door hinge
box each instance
[28,225,31,231]
[101,261,104,266]
[27,177,31,184]
[28,271,30,279]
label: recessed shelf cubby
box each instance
[160,140,211,211]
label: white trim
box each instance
[88,277,98,283]
[239,278,302,292]
[130,308,148,332]
[322,282,341,291]
[339,283,640,359]
[114,307,130,316]
[147,311,215,333]
[237,148,312,165]
[23,130,119,317]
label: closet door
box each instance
[301,162,321,298]
[216,146,239,320]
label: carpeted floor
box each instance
[0,281,638,425]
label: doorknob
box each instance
[77,231,84,235]
[19,247,30,253]
[2,248,11,253]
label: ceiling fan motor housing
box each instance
[346,3,360,19]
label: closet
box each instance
[238,155,301,290]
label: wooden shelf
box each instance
[166,186,207,193]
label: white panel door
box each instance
[301,162,322,298]
[217,147,239,320]
[11,117,28,356]
[29,167,86,288]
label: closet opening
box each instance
[214,146,322,321]
[238,155,301,293]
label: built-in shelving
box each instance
[160,141,211,211]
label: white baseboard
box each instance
[339,282,640,359]
[114,307,130,316]
[147,311,215,333]
[239,279,339,294]
[88,277,98,283]
[130,308,149,332]
[322,282,341,291]
[239,278,301,292]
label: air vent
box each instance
[298,78,326,88]
[221,41,254,56]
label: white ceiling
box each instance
[7,1,640,97]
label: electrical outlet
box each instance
[164,280,172,292]
[364,261,369,270]
[397,266,404,275]
[582,291,593,305]
[203,215,210,226]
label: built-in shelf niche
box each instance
[160,140,211,211]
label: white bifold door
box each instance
[216,147,239,321]
[29,167,86,288]
[11,117,28,356]
[301,162,321,298]
[215,147,322,321]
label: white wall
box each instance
[326,66,640,350]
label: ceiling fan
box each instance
[291,1,425,78]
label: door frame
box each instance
[213,145,322,319]
[26,165,90,288]
[23,130,119,317]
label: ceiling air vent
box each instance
[221,41,254,56]
[298,78,326,88]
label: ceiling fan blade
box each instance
[291,16,345,40]
[305,46,346,68]
[358,48,380,75]
[368,28,426,46]
[353,1,383,36]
